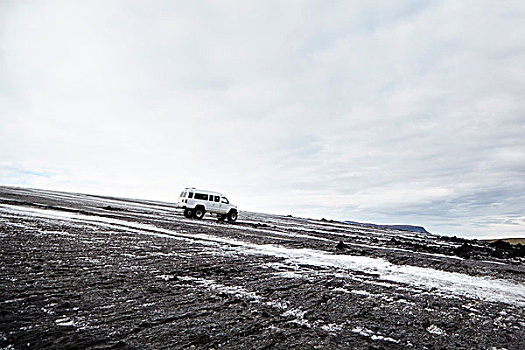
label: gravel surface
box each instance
[1,186,524,349]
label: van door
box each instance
[219,196,229,214]
[207,194,216,212]
[213,195,221,213]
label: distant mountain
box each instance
[343,221,429,234]
[387,225,429,234]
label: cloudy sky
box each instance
[1,1,524,238]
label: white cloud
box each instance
[1,0,525,238]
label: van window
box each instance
[215,196,220,202]
[188,192,194,199]
[221,197,229,204]
[194,193,208,200]
[180,192,185,197]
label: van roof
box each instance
[183,188,223,196]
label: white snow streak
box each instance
[1,204,524,306]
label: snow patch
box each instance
[352,327,399,343]
[351,290,373,297]
[274,271,310,279]
[55,317,75,327]
[178,276,290,312]
[283,308,311,327]
[427,324,446,336]
[321,323,343,333]
[2,204,525,306]
[156,275,175,281]
[42,230,73,236]
[179,276,261,301]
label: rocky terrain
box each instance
[1,186,524,349]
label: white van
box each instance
[177,188,238,222]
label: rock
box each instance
[191,332,211,345]
[336,241,348,250]
[454,243,475,258]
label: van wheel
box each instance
[227,210,238,222]
[194,207,205,219]
[184,209,193,218]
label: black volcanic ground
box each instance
[1,186,524,349]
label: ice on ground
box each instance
[427,324,446,335]
[351,289,373,297]
[55,318,75,327]
[282,308,312,327]
[321,323,344,333]
[179,276,261,301]
[242,244,525,306]
[371,334,400,343]
[352,327,400,343]
[149,252,178,257]
[156,275,175,281]
[2,204,525,306]
[41,230,74,236]
[274,271,311,279]
[179,276,291,311]
[3,298,24,304]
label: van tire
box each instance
[194,207,205,219]
[227,210,238,222]
[183,209,193,218]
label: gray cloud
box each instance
[1,0,524,238]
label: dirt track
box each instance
[1,186,524,349]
